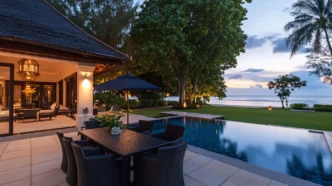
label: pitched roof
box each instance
[0,0,127,61]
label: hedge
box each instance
[313,104,332,112]
[290,103,309,110]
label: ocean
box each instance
[166,95,332,108]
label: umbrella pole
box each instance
[127,91,129,126]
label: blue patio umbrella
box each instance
[94,73,160,124]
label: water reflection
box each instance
[152,116,332,185]
[287,153,332,185]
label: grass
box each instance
[133,106,332,131]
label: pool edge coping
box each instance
[323,132,332,154]
[187,145,320,186]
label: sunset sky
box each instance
[225,0,332,95]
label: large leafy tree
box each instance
[268,74,307,108]
[131,0,248,107]
[48,0,137,50]
[284,0,332,57]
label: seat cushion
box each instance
[59,105,69,111]
[50,103,57,111]
[39,109,53,114]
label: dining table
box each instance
[79,127,171,186]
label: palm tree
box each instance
[285,0,332,57]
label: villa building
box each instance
[0,0,127,136]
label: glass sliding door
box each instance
[0,63,14,136]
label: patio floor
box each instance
[0,132,292,186]
[0,115,76,135]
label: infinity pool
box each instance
[151,116,332,185]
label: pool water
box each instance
[151,116,332,185]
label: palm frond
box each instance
[315,0,326,13]
[293,0,320,16]
[286,23,318,56]
[284,17,315,31]
[323,0,332,15]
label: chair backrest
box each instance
[53,105,60,117]
[138,120,154,133]
[71,141,121,186]
[62,137,77,186]
[165,125,185,141]
[158,142,187,171]
[56,131,68,173]
[85,120,100,129]
[71,142,87,186]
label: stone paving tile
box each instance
[220,181,239,186]
[0,142,8,155]
[32,150,61,165]
[31,145,60,155]
[32,169,66,186]
[184,160,200,174]
[31,137,58,149]
[184,150,198,160]
[184,175,206,186]
[0,166,30,185]
[0,177,31,186]
[188,160,239,186]
[4,140,30,152]
[183,154,212,174]
[228,169,271,186]
[0,149,30,160]
[32,159,61,176]
[0,156,30,171]
[186,154,212,167]
[56,183,69,186]
[269,180,289,186]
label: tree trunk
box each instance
[280,98,285,109]
[178,74,186,108]
[323,28,332,57]
[190,78,198,105]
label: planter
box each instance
[110,127,122,135]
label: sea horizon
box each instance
[165,95,332,108]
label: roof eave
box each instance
[0,37,125,65]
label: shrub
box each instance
[290,103,309,110]
[313,104,332,112]
[166,100,178,106]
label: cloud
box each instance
[243,68,264,73]
[228,75,243,79]
[246,35,275,49]
[272,38,309,53]
[250,84,263,89]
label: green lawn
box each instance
[133,106,332,131]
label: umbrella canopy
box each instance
[94,73,160,91]
[94,73,161,125]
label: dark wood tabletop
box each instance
[79,128,170,157]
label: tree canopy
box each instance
[268,74,307,108]
[48,0,137,50]
[131,0,248,107]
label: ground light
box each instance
[268,106,272,111]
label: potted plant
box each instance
[91,115,124,135]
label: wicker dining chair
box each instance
[62,137,95,186]
[138,142,187,186]
[151,124,185,142]
[71,141,121,186]
[56,132,68,173]
[129,120,154,134]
